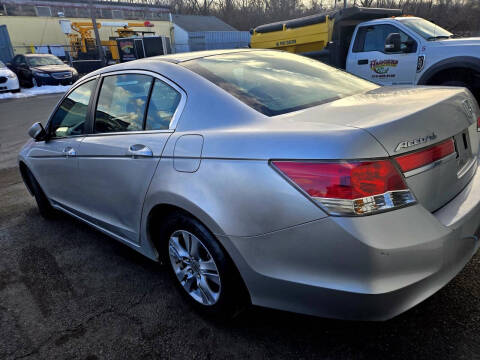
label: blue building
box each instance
[172,14,250,53]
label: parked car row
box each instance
[1,53,79,93]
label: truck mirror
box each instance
[385,33,402,53]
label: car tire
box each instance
[156,211,248,320]
[26,169,55,218]
[11,88,20,93]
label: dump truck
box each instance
[250,7,480,100]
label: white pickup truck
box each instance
[250,7,480,101]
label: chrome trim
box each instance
[51,71,72,79]
[403,151,457,178]
[457,156,477,179]
[313,190,416,216]
[84,129,173,138]
[98,69,187,131]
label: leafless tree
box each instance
[168,0,480,34]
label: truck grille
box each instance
[51,71,72,80]
[0,77,7,84]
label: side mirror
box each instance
[385,33,402,53]
[28,122,46,141]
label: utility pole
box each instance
[344,0,347,8]
[88,0,106,66]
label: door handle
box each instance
[63,146,76,157]
[358,59,369,65]
[128,144,153,158]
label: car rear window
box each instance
[181,51,378,116]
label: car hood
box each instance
[0,68,15,77]
[32,65,72,73]
[433,37,480,46]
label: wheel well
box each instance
[425,67,480,99]
[18,161,34,195]
[426,67,479,85]
[146,203,251,303]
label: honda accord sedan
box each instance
[19,49,480,320]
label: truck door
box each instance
[346,24,418,85]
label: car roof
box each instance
[88,48,270,76]
[144,48,257,64]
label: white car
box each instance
[0,60,20,93]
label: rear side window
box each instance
[182,51,377,116]
[95,74,153,133]
[145,79,181,130]
[49,80,95,138]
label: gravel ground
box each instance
[1,95,480,359]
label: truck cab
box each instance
[250,7,480,101]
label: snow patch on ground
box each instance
[0,85,70,100]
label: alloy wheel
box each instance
[168,230,221,306]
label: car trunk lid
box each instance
[281,86,479,212]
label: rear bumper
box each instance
[222,160,480,321]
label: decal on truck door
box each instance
[370,59,398,78]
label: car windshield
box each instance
[26,56,64,66]
[399,18,452,40]
[182,51,378,116]
[0,61,5,68]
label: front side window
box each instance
[398,18,452,40]
[95,74,153,133]
[145,79,181,130]
[357,25,413,53]
[49,80,95,138]
[182,51,377,116]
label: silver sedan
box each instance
[19,49,480,320]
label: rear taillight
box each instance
[272,160,415,216]
[394,138,455,173]
[477,116,480,131]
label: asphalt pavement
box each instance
[1,94,480,359]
